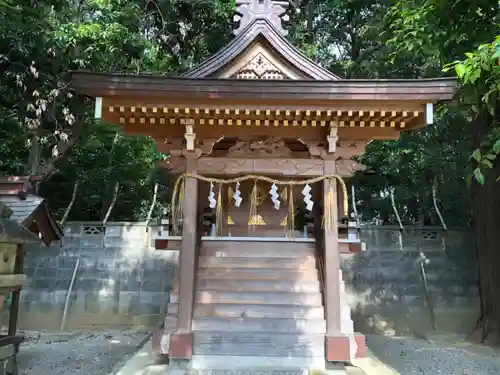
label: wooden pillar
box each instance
[323,160,351,361]
[169,156,198,360]
[8,244,24,337]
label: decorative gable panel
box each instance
[232,53,287,80]
[217,42,307,80]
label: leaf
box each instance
[466,174,472,187]
[483,160,493,169]
[493,140,500,154]
[455,63,466,78]
[485,153,497,161]
[492,48,500,60]
[473,168,485,185]
[471,149,482,162]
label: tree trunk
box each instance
[28,130,41,177]
[469,106,500,344]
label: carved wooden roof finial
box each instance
[234,0,290,36]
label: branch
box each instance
[38,108,87,181]
[102,182,120,225]
[60,180,79,227]
[346,43,385,77]
[351,184,359,224]
[146,0,166,31]
[432,177,448,231]
[145,183,159,227]
[390,187,404,230]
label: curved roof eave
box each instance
[182,19,340,81]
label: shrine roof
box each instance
[182,20,339,80]
[71,72,456,102]
[0,218,40,244]
[70,1,457,137]
[71,0,457,104]
[0,177,63,246]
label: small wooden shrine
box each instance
[71,0,456,370]
[0,177,63,246]
[0,203,40,373]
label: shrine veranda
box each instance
[71,0,456,369]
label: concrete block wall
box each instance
[346,227,479,336]
[16,222,178,330]
[12,222,479,335]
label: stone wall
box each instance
[346,227,479,336]
[15,222,178,330]
[11,222,479,336]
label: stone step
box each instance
[193,331,325,357]
[200,241,315,259]
[198,256,317,269]
[188,369,308,375]
[182,279,322,293]
[168,303,325,319]
[189,356,327,370]
[192,317,326,334]
[171,291,322,306]
[164,315,177,333]
[197,268,319,281]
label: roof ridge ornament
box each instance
[234,0,290,36]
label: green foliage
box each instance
[40,123,169,221]
[0,0,498,226]
[444,36,500,185]
[0,121,28,176]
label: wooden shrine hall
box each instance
[71,0,456,372]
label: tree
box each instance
[0,0,152,180]
[40,122,168,221]
[0,0,236,220]
[387,0,500,342]
[445,37,500,343]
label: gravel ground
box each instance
[18,330,150,375]
[16,330,500,375]
[366,334,500,375]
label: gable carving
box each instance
[226,137,292,158]
[232,52,288,80]
[234,0,289,37]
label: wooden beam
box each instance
[167,157,365,177]
[335,141,368,159]
[144,125,400,143]
[196,157,324,177]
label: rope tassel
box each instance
[248,181,259,232]
[285,184,295,238]
[322,179,336,232]
[215,184,223,236]
[171,175,185,235]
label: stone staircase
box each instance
[164,240,327,370]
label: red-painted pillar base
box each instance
[326,335,351,362]
[168,332,193,360]
[151,328,163,356]
[326,333,367,361]
[355,333,367,358]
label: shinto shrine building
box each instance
[71,0,456,372]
